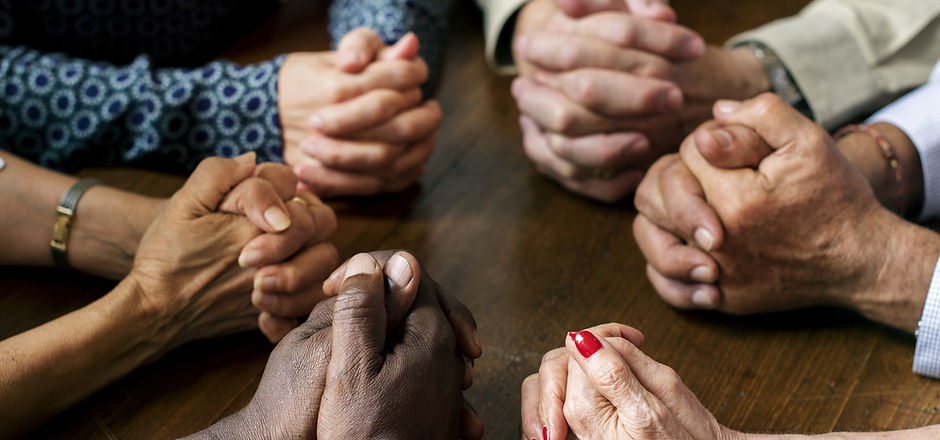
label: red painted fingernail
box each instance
[542,426,550,440]
[569,331,603,358]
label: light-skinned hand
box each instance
[279,28,441,197]
[635,94,940,333]
[511,0,768,202]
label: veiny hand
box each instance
[128,154,337,348]
[521,323,645,440]
[279,28,442,197]
[543,327,741,440]
[511,0,768,202]
[317,252,483,439]
[634,94,937,332]
[217,162,339,342]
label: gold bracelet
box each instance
[50,178,102,269]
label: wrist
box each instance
[836,123,923,217]
[69,189,164,279]
[845,207,939,332]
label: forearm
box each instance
[0,151,161,279]
[0,277,167,435]
[848,208,940,333]
[746,425,940,439]
[0,45,285,173]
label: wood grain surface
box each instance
[3,0,939,438]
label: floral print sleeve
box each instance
[0,46,285,172]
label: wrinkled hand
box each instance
[217,161,338,342]
[521,323,645,440]
[512,0,767,202]
[129,154,338,348]
[279,28,441,197]
[525,325,741,440]
[634,94,899,319]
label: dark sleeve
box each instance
[327,0,454,94]
[0,45,286,173]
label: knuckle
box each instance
[558,43,579,70]
[321,78,345,103]
[394,117,420,140]
[615,21,637,47]
[540,348,565,366]
[659,365,685,396]
[595,363,630,392]
[550,107,576,134]
[572,75,597,104]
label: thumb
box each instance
[336,27,385,73]
[175,153,256,215]
[329,253,386,375]
[378,32,420,61]
[712,94,823,156]
[692,122,773,169]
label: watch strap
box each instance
[50,178,102,268]
[740,41,813,119]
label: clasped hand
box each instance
[194,251,485,440]
[130,152,338,349]
[280,28,441,197]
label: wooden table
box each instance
[4,0,939,438]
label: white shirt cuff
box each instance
[866,60,940,221]
[914,254,940,378]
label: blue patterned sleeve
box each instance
[0,45,286,172]
[327,0,454,94]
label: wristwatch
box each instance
[741,41,813,119]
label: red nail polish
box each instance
[542,426,550,440]
[569,331,603,358]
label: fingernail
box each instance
[716,100,740,114]
[568,331,603,358]
[264,206,291,232]
[386,254,413,289]
[238,249,262,268]
[235,151,256,165]
[346,253,377,277]
[660,88,682,112]
[692,288,717,309]
[309,113,323,129]
[252,290,273,309]
[691,265,716,283]
[694,228,715,251]
[685,36,706,58]
[542,426,550,440]
[255,275,278,292]
[711,129,732,149]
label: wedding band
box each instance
[591,168,616,180]
[0,156,5,171]
[290,196,307,206]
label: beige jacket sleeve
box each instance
[728,0,940,130]
[476,0,530,75]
